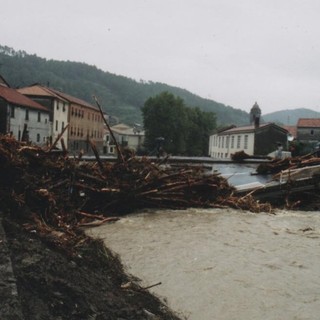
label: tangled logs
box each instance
[256,153,320,175]
[0,134,273,246]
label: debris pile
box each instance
[256,153,320,175]
[0,134,274,319]
[231,150,272,162]
[0,134,272,235]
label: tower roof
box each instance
[251,101,261,111]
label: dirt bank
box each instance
[2,218,182,320]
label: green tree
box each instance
[142,92,216,156]
[185,107,216,156]
[142,92,189,155]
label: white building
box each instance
[105,123,145,155]
[209,125,255,159]
[0,77,51,145]
[209,102,289,159]
[18,85,70,150]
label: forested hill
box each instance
[0,45,249,126]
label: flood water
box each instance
[87,208,320,320]
[211,162,272,186]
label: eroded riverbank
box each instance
[88,208,320,320]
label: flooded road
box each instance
[87,208,320,320]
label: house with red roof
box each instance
[18,84,104,154]
[297,118,320,144]
[18,84,70,150]
[0,78,51,145]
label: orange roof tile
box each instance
[297,118,320,127]
[49,88,98,110]
[19,84,98,110]
[18,85,68,102]
[282,125,297,138]
[0,86,50,112]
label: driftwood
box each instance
[256,153,320,175]
[0,134,274,252]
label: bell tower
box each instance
[250,102,261,128]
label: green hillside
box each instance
[0,45,249,126]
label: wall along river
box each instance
[87,164,320,320]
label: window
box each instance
[38,112,41,122]
[11,106,15,118]
[244,135,248,149]
[63,103,66,112]
[237,135,241,148]
[55,120,58,131]
[57,102,59,110]
[231,136,235,148]
[25,109,29,120]
[311,129,314,135]
[62,122,65,131]
[226,136,229,148]
[222,136,224,148]
[37,133,40,142]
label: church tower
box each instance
[250,102,261,128]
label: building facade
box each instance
[18,85,69,149]
[209,102,289,159]
[209,123,289,159]
[0,79,51,145]
[297,118,320,144]
[105,123,145,155]
[18,84,104,154]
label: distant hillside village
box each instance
[0,73,319,159]
[208,102,320,159]
[0,75,144,156]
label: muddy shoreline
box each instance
[1,217,182,320]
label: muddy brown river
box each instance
[87,208,320,319]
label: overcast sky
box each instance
[2,0,320,114]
